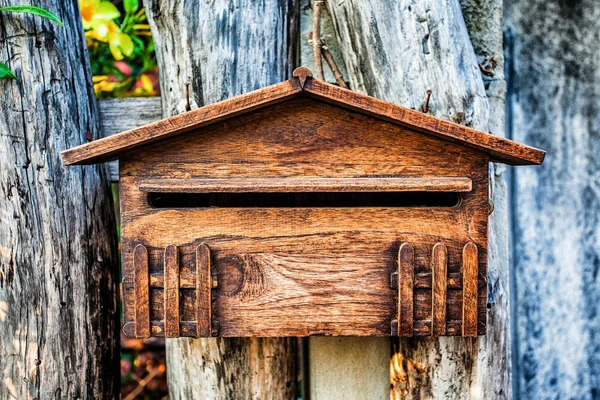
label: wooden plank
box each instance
[507,0,600,396]
[164,244,180,337]
[125,270,465,290]
[462,242,478,337]
[432,243,448,336]
[398,243,415,336]
[60,80,303,166]
[118,97,488,180]
[303,78,545,166]
[62,81,545,168]
[195,243,212,337]
[139,177,473,193]
[98,98,162,181]
[133,244,151,338]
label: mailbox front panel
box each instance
[119,97,489,338]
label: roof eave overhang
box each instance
[61,68,545,167]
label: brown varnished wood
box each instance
[116,94,490,337]
[61,71,544,167]
[133,244,151,338]
[303,78,545,166]
[164,245,180,337]
[124,269,467,290]
[196,243,212,337]
[398,243,415,336]
[60,79,303,166]
[139,177,473,193]
[462,242,478,337]
[432,243,448,336]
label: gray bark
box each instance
[142,1,299,398]
[505,1,600,399]
[0,1,119,399]
[327,0,509,398]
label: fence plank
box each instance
[98,97,162,181]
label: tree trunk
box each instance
[142,1,299,398]
[505,1,600,398]
[0,1,119,399]
[327,1,509,398]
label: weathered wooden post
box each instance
[140,1,299,397]
[322,0,512,397]
[0,1,119,398]
[506,0,600,397]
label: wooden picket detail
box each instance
[133,244,150,338]
[164,244,180,338]
[196,243,212,337]
[462,242,479,337]
[432,243,448,336]
[398,243,415,336]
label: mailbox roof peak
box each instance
[61,67,545,167]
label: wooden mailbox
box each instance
[62,67,545,338]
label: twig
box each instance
[312,0,324,80]
[185,80,191,112]
[422,89,432,113]
[123,366,165,400]
[321,40,347,88]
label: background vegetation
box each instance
[81,0,159,98]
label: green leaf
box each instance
[0,62,17,80]
[0,6,63,27]
[124,0,139,16]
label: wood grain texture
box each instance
[139,177,473,193]
[118,93,490,337]
[0,1,119,398]
[134,244,151,338]
[432,243,448,336]
[398,243,415,336]
[196,243,212,337]
[323,0,505,397]
[164,245,180,337]
[98,97,162,181]
[506,0,600,397]
[140,0,299,397]
[63,78,544,167]
[61,80,302,166]
[462,243,478,337]
[303,78,543,166]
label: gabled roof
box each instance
[61,67,545,166]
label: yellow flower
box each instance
[80,0,120,30]
[93,75,121,93]
[132,74,156,95]
[85,20,134,60]
[109,32,134,61]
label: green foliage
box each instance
[0,63,17,80]
[0,5,63,27]
[0,5,63,80]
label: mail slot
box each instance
[61,67,545,338]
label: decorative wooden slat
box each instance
[462,242,479,337]
[431,243,448,336]
[126,270,465,290]
[196,243,212,337]
[398,243,415,336]
[164,245,180,338]
[138,177,473,193]
[133,244,150,338]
